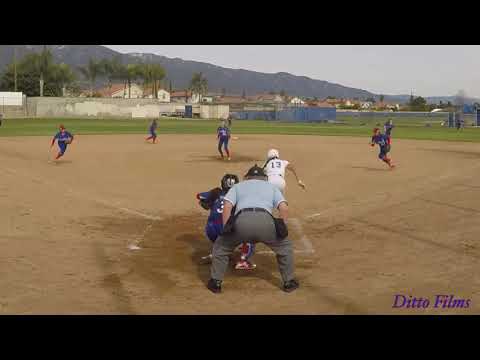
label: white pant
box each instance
[268,175,286,194]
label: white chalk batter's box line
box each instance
[2,166,163,222]
[2,167,313,253]
[256,217,315,255]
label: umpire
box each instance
[207,164,299,293]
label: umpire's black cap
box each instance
[245,164,266,178]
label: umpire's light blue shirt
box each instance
[224,179,287,215]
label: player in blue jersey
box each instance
[145,119,158,144]
[217,121,231,160]
[384,119,394,144]
[370,127,395,169]
[196,174,256,270]
[50,124,74,161]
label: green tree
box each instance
[242,89,246,99]
[78,58,104,97]
[137,63,165,98]
[0,52,75,97]
[189,72,208,103]
[408,96,428,111]
[280,89,286,97]
[379,94,384,102]
[37,46,53,97]
[150,64,166,98]
[100,57,124,91]
[221,88,226,96]
[51,63,76,97]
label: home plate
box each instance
[128,244,142,250]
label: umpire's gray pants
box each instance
[210,211,295,283]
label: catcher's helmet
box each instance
[221,174,239,192]
[267,148,279,160]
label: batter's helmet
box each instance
[267,149,279,160]
[221,174,239,192]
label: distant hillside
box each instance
[1,45,475,104]
[0,45,375,99]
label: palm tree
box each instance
[150,64,165,99]
[101,57,123,91]
[125,64,142,98]
[52,63,76,97]
[34,46,54,97]
[189,72,208,103]
[78,58,104,97]
[136,63,165,99]
[138,63,152,98]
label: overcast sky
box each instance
[105,45,480,98]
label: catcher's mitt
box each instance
[198,187,222,211]
[199,199,211,210]
[64,138,73,144]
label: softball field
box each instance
[1,134,479,314]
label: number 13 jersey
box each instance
[264,159,289,178]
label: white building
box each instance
[361,101,373,109]
[290,97,305,105]
[143,88,171,102]
[97,83,144,99]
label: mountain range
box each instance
[0,45,477,104]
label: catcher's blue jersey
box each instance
[198,191,225,225]
[198,190,226,242]
[54,131,73,144]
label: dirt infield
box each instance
[1,134,479,314]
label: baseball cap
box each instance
[245,164,266,177]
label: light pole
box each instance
[14,45,17,92]
[39,45,47,97]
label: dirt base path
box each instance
[1,134,479,314]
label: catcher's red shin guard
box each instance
[240,243,250,260]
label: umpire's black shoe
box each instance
[283,279,300,293]
[207,279,222,294]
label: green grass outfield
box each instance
[1,117,479,142]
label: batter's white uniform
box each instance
[264,158,289,194]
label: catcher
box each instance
[196,174,256,270]
[50,124,74,161]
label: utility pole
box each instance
[13,46,17,92]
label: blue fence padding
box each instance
[463,104,475,114]
[476,110,480,126]
[338,111,447,118]
[232,107,336,122]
